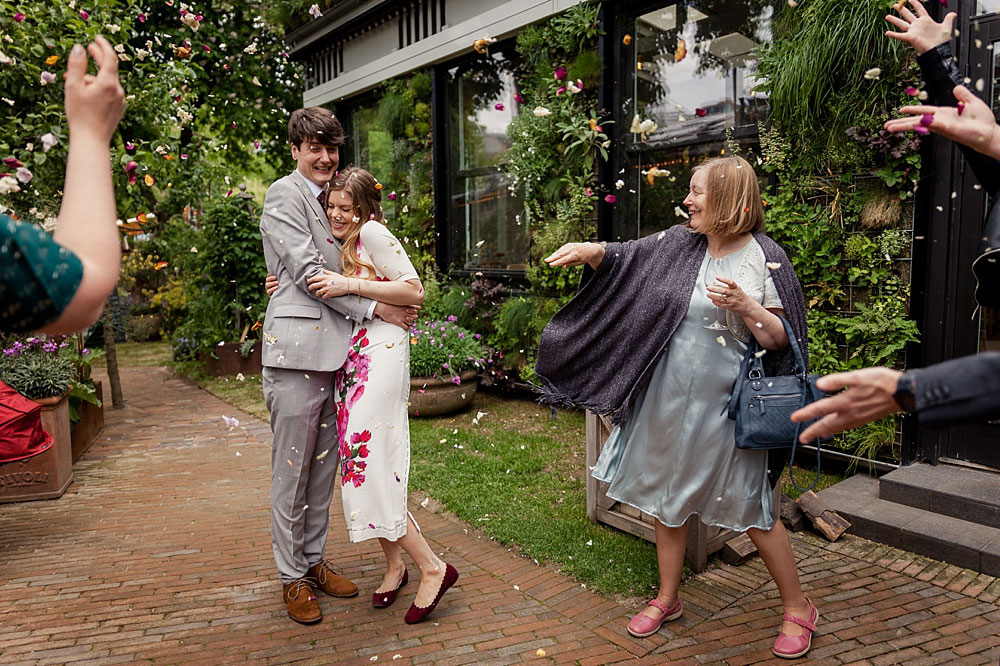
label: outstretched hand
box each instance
[790,367,903,442]
[544,242,605,269]
[885,0,955,55]
[64,36,125,144]
[884,85,1000,160]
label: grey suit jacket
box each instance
[259,170,374,372]
[907,351,1000,425]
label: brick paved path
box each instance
[1,367,999,665]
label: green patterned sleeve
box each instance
[0,214,85,333]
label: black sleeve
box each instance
[907,351,1000,425]
[917,43,1000,196]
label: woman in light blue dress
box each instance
[544,156,818,659]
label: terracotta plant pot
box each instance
[0,391,73,503]
[71,380,104,463]
[199,342,263,377]
[409,370,478,417]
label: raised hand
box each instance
[64,36,125,144]
[884,0,955,55]
[884,85,1000,159]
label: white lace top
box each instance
[724,237,783,343]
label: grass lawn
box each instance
[92,341,172,367]
[103,342,844,600]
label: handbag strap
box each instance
[746,315,806,377]
[786,395,822,493]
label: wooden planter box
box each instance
[586,411,779,573]
[200,342,263,377]
[71,381,104,463]
[409,370,478,417]
[0,393,73,503]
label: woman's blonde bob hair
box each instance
[690,155,764,235]
[327,166,383,279]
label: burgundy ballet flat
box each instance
[403,563,459,624]
[372,568,408,609]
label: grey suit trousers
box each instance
[262,366,341,583]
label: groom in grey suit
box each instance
[259,107,415,624]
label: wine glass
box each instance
[703,256,729,331]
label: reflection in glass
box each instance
[977,0,1000,17]
[978,40,1000,353]
[618,1,778,241]
[350,103,394,221]
[448,50,528,272]
[632,2,776,146]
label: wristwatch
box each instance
[892,373,917,413]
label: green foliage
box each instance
[0,0,305,224]
[755,0,916,171]
[756,0,922,463]
[167,195,266,356]
[374,73,436,277]
[408,393,664,597]
[408,319,486,379]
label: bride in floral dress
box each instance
[306,167,458,624]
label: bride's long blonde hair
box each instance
[327,166,383,279]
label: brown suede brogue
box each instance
[283,578,321,624]
[307,560,359,598]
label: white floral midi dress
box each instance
[335,220,419,543]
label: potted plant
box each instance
[408,317,486,417]
[67,342,105,463]
[0,335,77,501]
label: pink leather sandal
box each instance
[626,598,683,638]
[772,597,819,659]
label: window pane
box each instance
[350,104,392,186]
[632,2,775,146]
[448,51,529,272]
[977,1,1000,17]
[617,1,778,241]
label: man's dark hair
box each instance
[288,107,345,148]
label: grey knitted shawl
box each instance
[535,225,809,425]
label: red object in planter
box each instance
[0,380,53,464]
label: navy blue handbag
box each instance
[727,316,829,492]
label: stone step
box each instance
[879,462,1000,529]
[818,474,1000,576]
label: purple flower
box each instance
[554,66,567,81]
[447,315,457,322]
[514,93,523,104]
[442,363,449,369]
[388,191,397,201]
[81,348,90,355]
[42,341,58,353]
[451,376,462,385]
[605,194,617,204]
